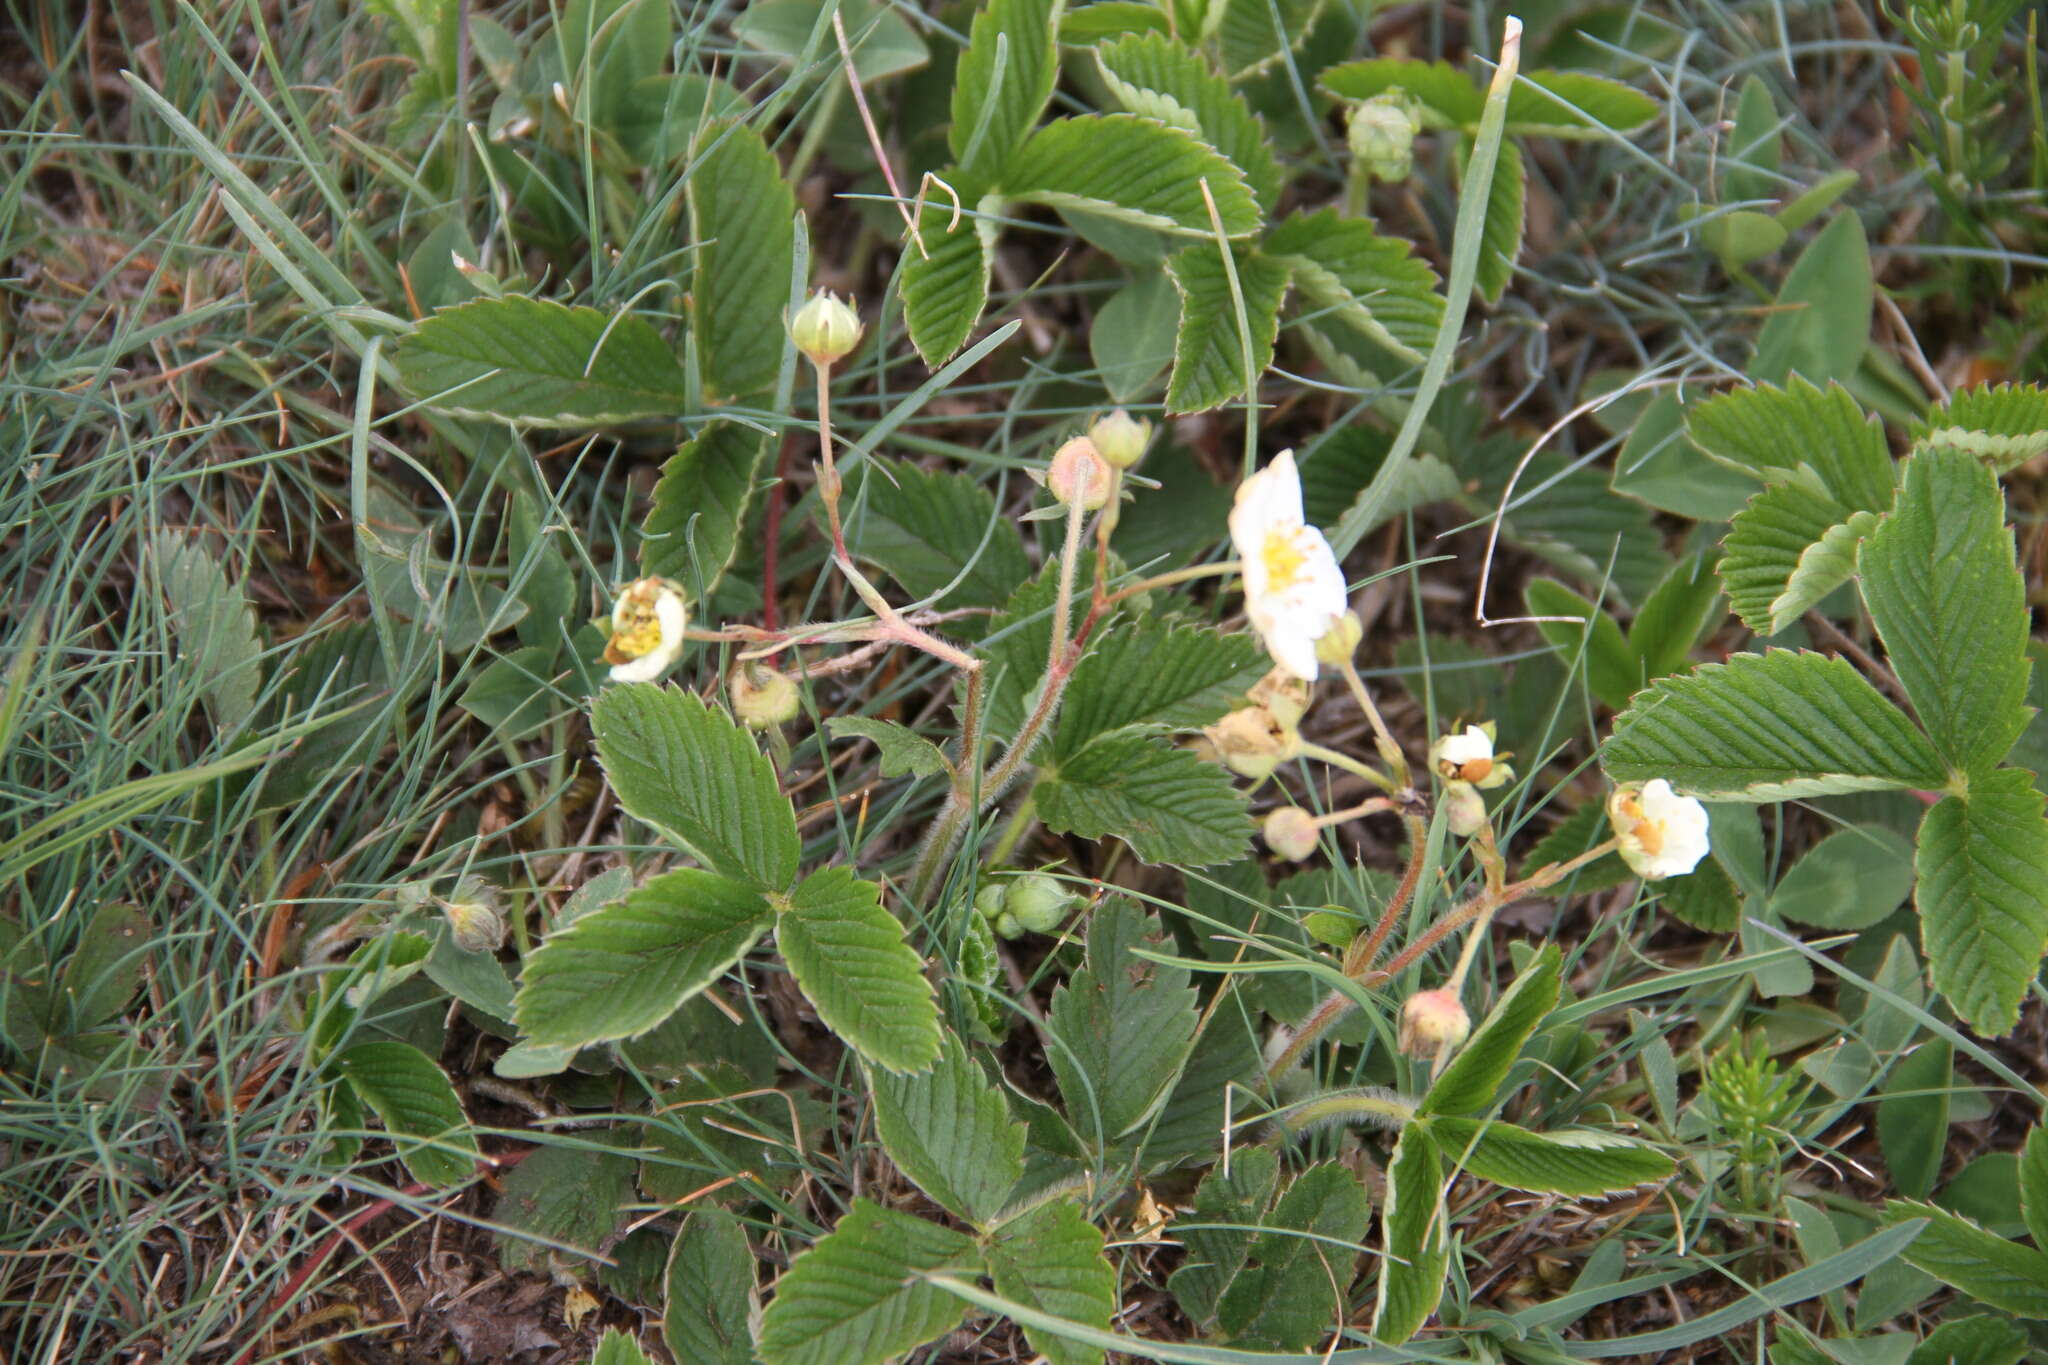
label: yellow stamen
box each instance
[1261,528,1307,588]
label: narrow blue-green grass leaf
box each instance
[1372,1127,1448,1344]
[1880,1201,2048,1317]
[1217,1163,1371,1350]
[663,1207,756,1365]
[686,122,796,400]
[871,1030,1024,1225]
[396,296,688,424]
[1685,377,1894,509]
[1914,769,2048,1035]
[778,867,941,1074]
[640,421,773,597]
[1002,115,1261,238]
[756,1200,980,1365]
[984,1199,1118,1365]
[1860,449,2031,777]
[592,685,801,888]
[514,869,771,1047]
[951,0,1062,180]
[1429,1117,1673,1195]
[1910,382,2048,470]
[1264,209,1445,362]
[1093,33,1282,211]
[1053,620,1266,759]
[1601,650,1948,800]
[1421,944,1560,1116]
[1163,242,1288,414]
[1038,733,1254,866]
[1559,1219,1926,1357]
[332,1040,478,1187]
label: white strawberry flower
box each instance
[1607,779,1711,881]
[1228,451,1349,681]
[604,577,689,683]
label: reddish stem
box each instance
[760,431,799,630]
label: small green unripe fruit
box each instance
[1002,872,1076,934]
[730,665,800,729]
[974,882,1007,922]
[994,910,1024,940]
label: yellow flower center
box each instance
[604,601,664,664]
[1260,528,1308,589]
[1615,794,1663,855]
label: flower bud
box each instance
[1205,706,1293,781]
[604,577,689,683]
[1398,987,1470,1057]
[439,876,507,954]
[1313,611,1363,668]
[974,882,1007,922]
[1003,872,1077,934]
[993,910,1024,940]
[1088,409,1151,470]
[1442,781,1488,838]
[789,291,863,366]
[1263,807,1322,861]
[1347,93,1418,182]
[729,663,800,729]
[1046,436,1113,510]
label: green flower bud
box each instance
[789,291,863,366]
[1313,610,1364,668]
[994,910,1024,940]
[1002,872,1077,934]
[975,881,1008,922]
[1087,408,1152,470]
[730,664,800,730]
[1347,93,1418,183]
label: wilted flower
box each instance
[1229,451,1349,681]
[604,577,688,683]
[1607,779,1711,881]
[1247,669,1311,731]
[1088,409,1151,470]
[730,663,800,729]
[1263,807,1321,861]
[1398,987,1471,1056]
[789,291,863,366]
[1432,723,1511,790]
[1045,436,1114,510]
[1205,705,1295,781]
[439,876,507,954]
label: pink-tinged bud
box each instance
[1398,988,1471,1057]
[1046,436,1114,510]
[1263,807,1321,861]
[1087,409,1151,470]
[1443,782,1488,837]
[1205,706,1293,780]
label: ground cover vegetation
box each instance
[4,0,2048,1360]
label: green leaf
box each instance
[494,1138,635,1273]
[756,1200,981,1365]
[1525,576,1640,711]
[1502,70,1660,136]
[1481,443,1672,606]
[1060,1,1169,42]
[1045,900,1198,1149]
[1661,850,1744,932]
[397,296,687,424]
[1608,390,1757,523]
[592,684,802,888]
[53,901,149,1032]
[1002,115,1262,238]
[663,1207,756,1365]
[1169,1144,1281,1328]
[640,422,773,597]
[1722,75,1781,203]
[1915,769,2048,1035]
[515,869,771,1047]
[1472,138,1524,304]
[734,0,929,81]
[1629,550,1723,681]
[871,1029,1024,1225]
[1878,1039,1953,1200]
[900,198,994,367]
[1753,212,1872,385]
[509,490,576,650]
[951,0,1062,180]
[778,867,941,1074]
[1770,825,1916,929]
[1601,649,1949,800]
[1038,733,1253,866]
[1719,481,1875,636]
[983,1200,1117,1365]
[1216,1163,1370,1350]
[332,1040,478,1187]
[1686,378,1894,509]
[1699,208,1788,269]
[1054,621,1266,759]
[1162,241,1288,414]
[1320,58,1483,126]
[152,531,262,730]
[1264,209,1445,363]
[1430,1116,1675,1195]
[825,715,950,779]
[1860,449,2032,776]
[686,121,795,399]
[1882,1199,2048,1317]
[841,458,1031,620]
[2024,1126,2048,1250]
[590,1329,656,1365]
[1907,1316,2030,1365]
[1911,382,2048,471]
[1093,34,1281,211]
[1091,270,1179,401]
[1372,1127,1447,1345]
[1421,944,1561,1116]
